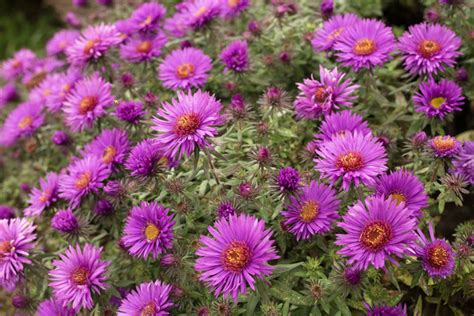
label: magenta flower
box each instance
[63,73,114,132]
[429,135,460,157]
[24,172,60,217]
[281,181,340,240]
[164,13,189,38]
[181,0,221,30]
[125,139,170,178]
[0,101,44,147]
[221,0,250,19]
[334,18,395,71]
[158,47,212,90]
[0,218,36,286]
[51,209,79,233]
[42,69,82,113]
[0,49,37,81]
[275,166,301,194]
[152,90,224,160]
[118,280,173,315]
[314,110,371,144]
[82,128,130,166]
[0,83,17,109]
[122,201,175,260]
[398,23,462,76]
[220,40,249,73]
[58,156,111,208]
[452,141,474,185]
[37,298,75,316]
[336,197,417,270]
[414,222,455,279]
[128,1,167,34]
[195,214,279,301]
[66,23,122,66]
[46,30,80,56]
[413,79,464,119]
[49,243,110,310]
[115,100,145,124]
[315,131,388,190]
[366,304,407,316]
[119,33,167,63]
[294,66,359,119]
[311,13,360,52]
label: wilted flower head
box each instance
[411,131,428,149]
[260,86,291,109]
[365,303,407,316]
[320,0,334,18]
[216,200,237,219]
[94,199,114,216]
[220,40,249,73]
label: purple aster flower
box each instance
[411,131,428,149]
[221,0,250,19]
[455,67,468,82]
[373,169,428,218]
[0,205,15,220]
[29,73,62,105]
[311,14,360,52]
[315,131,388,190]
[158,47,212,90]
[281,181,340,240]
[58,156,111,209]
[335,197,417,270]
[42,69,82,113]
[122,201,175,260]
[425,7,439,23]
[24,172,60,217]
[452,141,474,185]
[164,13,189,38]
[216,201,237,219]
[413,79,464,119]
[21,57,63,90]
[320,0,333,19]
[398,23,462,76]
[12,294,29,308]
[119,32,167,63]
[220,40,249,73]
[63,73,114,132]
[0,49,37,81]
[82,128,130,166]
[51,209,79,233]
[94,199,114,216]
[118,280,173,315]
[275,166,300,194]
[125,139,170,178]
[37,298,75,316]
[152,90,224,160]
[0,83,17,109]
[334,18,395,71]
[195,213,279,301]
[104,180,124,197]
[115,100,145,124]
[343,266,362,285]
[66,23,122,66]
[46,30,80,56]
[414,222,455,278]
[120,71,135,88]
[314,110,371,144]
[294,66,359,119]
[49,243,110,310]
[429,135,460,157]
[65,12,81,28]
[128,2,167,34]
[0,101,44,147]
[366,303,407,316]
[181,0,221,30]
[51,130,70,146]
[0,218,36,286]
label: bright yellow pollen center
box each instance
[145,223,160,241]
[327,27,344,41]
[194,6,208,17]
[141,302,157,316]
[336,152,364,172]
[83,39,98,54]
[228,0,240,8]
[79,96,98,114]
[430,97,446,109]
[353,38,376,56]
[75,172,92,189]
[433,136,455,152]
[223,241,251,272]
[39,190,51,203]
[71,267,89,285]
[389,192,406,205]
[176,63,195,79]
[300,200,319,222]
[427,245,449,268]
[175,113,200,136]
[136,41,152,54]
[418,40,441,58]
[141,15,153,27]
[102,146,117,164]
[360,221,392,251]
[18,116,33,129]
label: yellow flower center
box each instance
[0,241,12,258]
[79,96,98,114]
[71,267,89,285]
[418,40,441,58]
[141,15,153,27]
[83,39,99,54]
[432,136,456,152]
[141,302,157,316]
[174,113,200,136]
[360,221,392,251]
[427,244,449,268]
[327,27,344,41]
[222,241,252,272]
[336,152,364,172]
[39,190,51,203]
[176,63,195,79]
[102,145,117,164]
[389,192,406,205]
[194,6,208,17]
[136,41,152,54]
[300,200,319,223]
[228,0,240,8]
[18,115,33,129]
[430,97,446,109]
[145,223,160,241]
[314,86,329,103]
[75,172,92,189]
[353,38,376,56]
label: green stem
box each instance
[204,148,220,185]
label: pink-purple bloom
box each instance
[221,0,250,19]
[37,299,75,316]
[315,131,388,190]
[122,201,175,259]
[51,209,79,233]
[115,100,145,124]
[429,135,460,157]
[311,13,360,52]
[220,40,249,73]
[195,213,279,301]
[275,166,300,194]
[49,243,110,310]
[294,66,359,119]
[125,139,169,178]
[24,172,60,217]
[398,23,462,76]
[413,79,464,119]
[158,47,213,90]
[0,101,44,147]
[366,303,407,316]
[314,110,371,144]
[82,128,130,166]
[334,18,395,71]
[127,1,167,34]
[336,197,417,270]
[181,0,221,30]
[117,280,173,315]
[281,181,340,240]
[452,141,474,185]
[0,49,37,81]
[152,90,224,160]
[119,33,167,63]
[46,30,80,56]
[0,83,17,109]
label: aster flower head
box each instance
[49,243,109,310]
[118,280,173,315]
[51,209,79,233]
[259,86,292,109]
[164,13,189,38]
[125,139,170,178]
[220,40,249,73]
[24,172,59,217]
[94,199,114,216]
[66,23,122,66]
[334,18,395,71]
[195,213,279,301]
[152,90,224,160]
[159,47,213,90]
[281,181,340,240]
[411,131,428,149]
[0,218,36,285]
[115,100,145,124]
[1,49,37,81]
[37,298,75,316]
[315,131,388,190]
[373,169,428,218]
[452,141,474,185]
[41,69,82,113]
[429,135,460,157]
[122,201,175,259]
[413,79,464,119]
[311,13,360,52]
[0,101,44,147]
[398,23,462,76]
[414,222,455,278]
[181,0,221,30]
[63,73,114,132]
[46,30,80,56]
[275,166,301,194]
[294,66,359,119]
[366,303,407,316]
[119,32,167,63]
[58,156,111,208]
[314,110,371,144]
[128,1,167,34]
[82,128,130,167]
[51,130,70,146]
[0,205,15,220]
[65,12,81,28]
[221,0,250,19]
[335,196,417,270]
[216,200,237,219]
[0,83,17,108]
